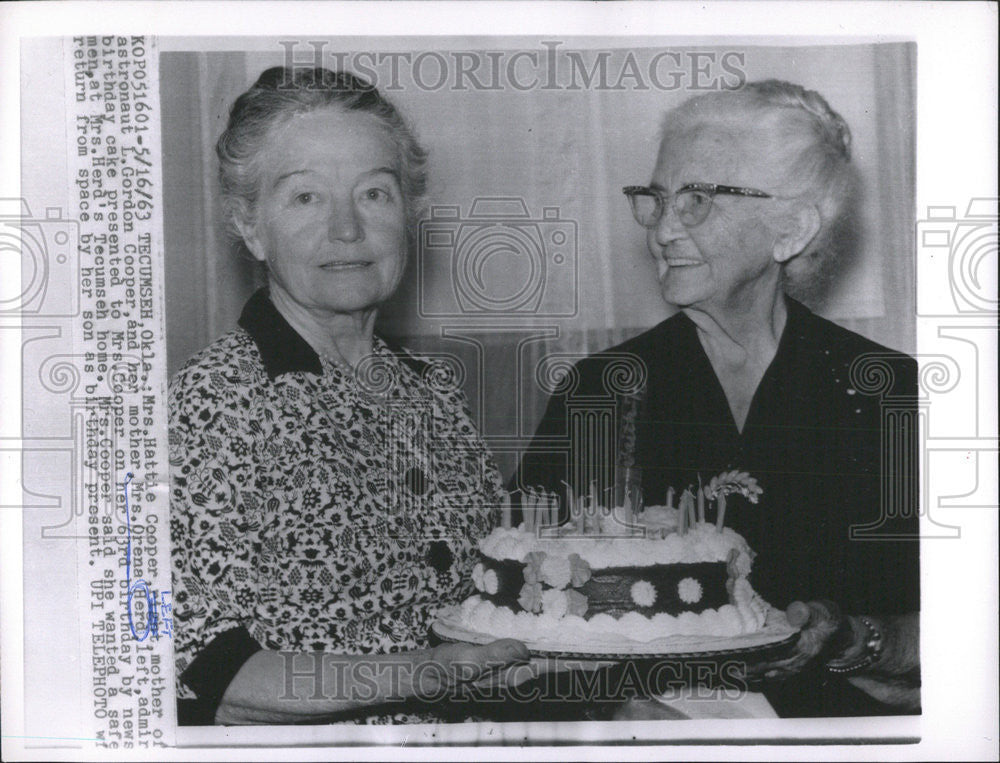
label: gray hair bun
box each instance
[745,79,852,161]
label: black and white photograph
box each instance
[1,2,997,759]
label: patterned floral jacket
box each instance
[169,289,503,722]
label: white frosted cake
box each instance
[454,472,771,647]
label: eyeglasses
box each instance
[622,183,772,229]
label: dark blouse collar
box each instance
[238,288,428,381]
[238,288,323,379]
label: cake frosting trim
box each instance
[456,594,769,646]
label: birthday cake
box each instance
[452,472,773,647]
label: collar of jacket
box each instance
[238,287,427,381]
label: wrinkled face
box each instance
[240,106,408,316]
[646,124,787,311]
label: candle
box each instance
[525,488,535,533]
[666,486,675,511]
[501,492,511,530]
[715,493,727,533]
[697,481,706,524]
[613,463,623,510]
[577,493,585,533]
[588,481,598,534]
[678,490,692,535]
[562,481,578,533]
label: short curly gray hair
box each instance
[661,80,856,296]
[216,66,428,247]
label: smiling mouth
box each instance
[665,258,704,267]
[320,261,372,271]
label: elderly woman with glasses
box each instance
[169,67,534,726]
[514,80,920,718]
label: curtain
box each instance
[160,41,916,480]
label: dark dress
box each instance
[511,297,920,717]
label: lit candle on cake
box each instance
[697,478,706,524]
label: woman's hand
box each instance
[419,639,531,695]
[743,600,849,683]
[469,654,617,692]
[742,603,921,712]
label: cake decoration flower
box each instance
[517,582,543,613]
[483,569,499,595]
[704,470,762,503]
[565,589,589,617]
[677,577,703,604]
[704,470,763,532]
[540,555,573,589]
[522,550,547,585]
[541,588,568,617]
[630,580,657,607]
[568,553,592,587]
[471,562,486,592]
